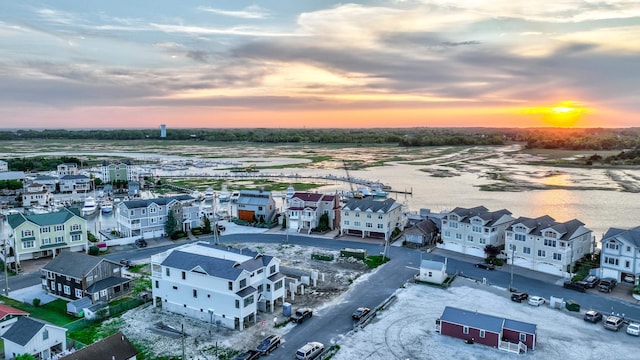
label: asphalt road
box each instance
[4,232,640,360]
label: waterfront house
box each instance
[6,208,88,267]
[116,195,199,239]
[59,331,138,360]
[504,215,593,276]
[0,305,29,336]
[0,160,7,172]
[340,198,404,242]
[59,174,91,194]
[151,242,286,331]
[286,192,340,234]
[439,206,515,258]
[32,175,57,193]
[41,251,131,303]
[2,317,68,360]
[437,306,536,353]
[236,189,277,224]
[57,163,79,177]
[404,219,439,247]
[101,160,134,183]
[600,226,640,284]
[22,183,53,208]
[418,259,447,284]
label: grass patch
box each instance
[363,255,390,269]
[67,318,123,345]
[0,296,76,326]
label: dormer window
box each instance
[543,231,557,238]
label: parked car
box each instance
[582,275,600,288]
[256,335,281,355]
[291,308,313,324]
[135,239,148,248]
[603,315,624,331]
[352,307,371,320]
[583,310,603,323]
[295,341,324,360]
[599,278,617,293]
[627,323,640,336]
[233,350,261,360]
[528,296,545,306]
[563,281,586,293]
[511,292,529,303]
[475,262,495,270]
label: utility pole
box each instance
[509,246,515,291]
[181,324,186,360]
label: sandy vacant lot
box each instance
[333,278,639,360]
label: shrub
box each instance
[32,298,41,307]
[88,245,100,256]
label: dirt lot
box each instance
[113,243,370,359]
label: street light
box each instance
[509,246,516,292]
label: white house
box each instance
[440,206,515,257]
[2,317,67,360]
[32,175,57,193]
[116,195,199,239]
[57,163,79,177]
[286,192,340,234]
[600,226,640,284]
[22,183,53,208]
[505,215,593,277]
[340,198,404,241]
[151,242,286,331]
[418,259,447,284]
[0,160,8,172]
[59,174,91,193]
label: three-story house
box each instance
[600,226,640,284]
[116,195,199,239]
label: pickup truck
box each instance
[290,308,313,324]
[598,278,617,293]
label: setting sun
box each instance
[521,101,589,128]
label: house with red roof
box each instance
[0,304,29,336]
[286,192,340,234]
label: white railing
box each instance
[498,340,527,354]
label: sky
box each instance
[1,1,639,129]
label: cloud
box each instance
[197,5,270,19]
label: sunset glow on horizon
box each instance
[1,1,638,129]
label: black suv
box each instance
[511,292,529,302]
[475,262,495,270]
[582,275,600,288]
[290,308,313,324]
[583,310,603,323]
[598,278,617,293]
[233,350,261,360]
[135,239,148,248]
[563,281,586,293]
[256,335,281,355]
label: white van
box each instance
[295,341,324,360]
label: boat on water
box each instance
[229,191,240,202]
[371,186,389,198]
[81,196,98,216]
[204,187,214,201]
[286,185,295,199]
[219,185,230,203]
[100,199,113,213]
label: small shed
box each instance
[418,259,447,284]
[84,302,109,320]
[67,297,92,317]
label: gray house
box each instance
[116,195,199,239]
[59,174,91,193]
[236,189,276,224]
[405,219,440,247]
[2,317,68,360]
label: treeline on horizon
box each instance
[0,127,639,150]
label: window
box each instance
[553,253,562,261]
[63,285,71,295]
[274,280,283,290]
[344,211,349,216]
[87,275,94,282]
[142,209,146,215]
[55,236,64,243]
[519,333,526,342]
[378,215,383,220]
[377,224,383,229]
[172,285,178,290]
[514,234,526,241]
[228,281,233,290]
[71,234,81,242]
[193,289,198,298]
[626,246,631,252]
[55,225,64,231]
[537,250,546,257]
[130,210,134,216]
[455,233,462,240]
[625,260,630,268]
[40,227,50,233]
[479,330,485,338]
[42,238,51,245]
[523,247,531,255]
[23,240,35,249]
[604,257,619,265]
[270,265,276,274]
[354,221,361,227]
[244,295,254,307]
[165,268,171,276]
[266,284,271,291]
[75,289,83,298]
[344,220,350,226]
[155,281,159,288]
[467,235,473,242]
[428,272,432,277]
[22,229,33,237]
[258,285,263,292]
[235,300,240,308]
[71,224,81,231]
[100,289,107,297]
[43,329,49,341]
[463,326,469,334]
[544,239,557,247]
[472,225,482,233]
[444,230,451,238]
[366,222,372,228]
[150,207,157,214]
[605,242,619,250]
[449,222,458,229]
[355,213,360,217]
[240,279,247,288]
[544,231,557,238]
[182,271,186,280]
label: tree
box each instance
[88,245,100,256]
[202,215,212,234]
[165,210,178,236]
